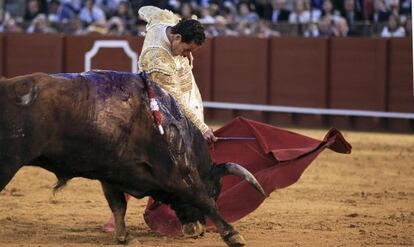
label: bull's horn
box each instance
[219,162,267,197]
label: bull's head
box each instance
[177,160,267,240]
[165,122,266,198]
[162,119,266,245]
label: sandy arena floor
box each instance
[0,128,413,247]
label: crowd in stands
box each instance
[0,0,411,38]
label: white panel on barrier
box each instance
[84,40,138,72]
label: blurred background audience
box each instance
[0,0,411,37]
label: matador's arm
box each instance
[148,71,209,134]
[139,48,209,134]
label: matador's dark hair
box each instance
[171,19,206,46]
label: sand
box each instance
[1,128,413,247]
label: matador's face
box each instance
[170,34,200,58]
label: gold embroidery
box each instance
[148,72,209,134]
[138,6,208,134]
[139,48,175,76]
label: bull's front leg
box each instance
[206,208,247,247]
[170,200,206,238]
[183,192,247,247]
[101,182,128,243]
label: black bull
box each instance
[0,71,265,246]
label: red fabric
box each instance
[144,117,352,236]
[147,81,163,126]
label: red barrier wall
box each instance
[1,34,412,131]
[329,38,388,111]
[65,35,144,73]
[269,38,328,107]
[388,38,414,113]
[0,35,4,77]
[212,37,268,103]
[193,38,213,101]
[268,38,329,127]
[4,33,64,77]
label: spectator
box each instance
[370,0,390,24]
[135,0,174,11]
[387,0,400,15]
[399,0,411,16]
[303,21,320,37]
[64,16,85,35]
[304,16,335,37]
[255,0,271,19]
[207,15,238,36]
[317,16,335,36]
[289,0,320,24]
[48,0,76,25]
[179,2,195,19]
[321,0,341,21]
[2,18,23,33]
[405,17,411,37]
[387,0,409,24]
[341,0,364,26]
[311,0,324,10]
[254,20,281,37]
[5,0,26,22]
[362,0,374,20]
[198,7,216,24]
[112,1,135,33]
[27,14,56,33]
[79,0,106,26]
[0,1,410,37]
[381,14,405,37]
[333,17,350,36]
[24,0,43,23]
[236,2,259,24]
[220,3,238,24]
[0,9,11,32]
[86,21,108,35]
[340,0,363,34]
[60,0,83,14]
[106,16,125,35]
[95,0,123,16]
[235,21,254,36]
[265,0,291,24]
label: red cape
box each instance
[144,117,352,236]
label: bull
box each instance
[0,70,266,247]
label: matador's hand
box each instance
[203,128,217,144]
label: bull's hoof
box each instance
[117,236,127,244]
[182,221,205,238]
[223,232,247,247]
[116,233,128,244]
[128,238,141,245]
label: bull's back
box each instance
[0,71,145,165]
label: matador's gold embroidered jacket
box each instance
[138,6,209,134]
